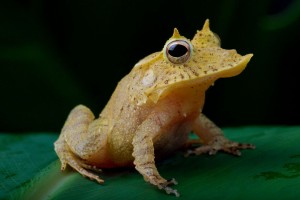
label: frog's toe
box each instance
[164,186,180,197]
[76,163,104,184]
[158,179,180,197]
[60,162,67,171]
[80,163,103,173]
[80,169,104,184]
[185,139,255,157]
[74,161,104,183]
[185,145,217,156]
[161,185,180,197]
[166,178,178,186]
[223,142,255,156]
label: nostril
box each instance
[267,0,295,15]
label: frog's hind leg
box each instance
[54,105,106,183]
[54,138,104,183]
[186,113,255,156]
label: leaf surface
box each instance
[1,126,300,199]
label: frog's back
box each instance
[99,75,130,121]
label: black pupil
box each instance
[168,43,188,57]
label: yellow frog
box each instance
[54,19,254,197]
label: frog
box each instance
[54,19,254,197]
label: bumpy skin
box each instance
[54,19,254,197]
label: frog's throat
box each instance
[145,53,253,104]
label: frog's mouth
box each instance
[144,52,253,104]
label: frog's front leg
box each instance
[187,113,255,156]
[132,111,180,197]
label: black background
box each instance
[1,0,299,132]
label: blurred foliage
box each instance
[0,0,299,132]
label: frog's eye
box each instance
[164,40,192,65]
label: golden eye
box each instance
[164,40,192,64]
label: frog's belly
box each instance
[153,120,192,160]
[102,117,193,168]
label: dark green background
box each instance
[1,0,300,132]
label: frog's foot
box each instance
[64,156,104,183]
[57,148,104,183]
[143,174,179,197]
[185,136,255,157]
[157,178,180,197]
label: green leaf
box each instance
[2,126,300,199]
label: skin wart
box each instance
[54,19,255,197]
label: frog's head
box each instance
[131,19,253,104]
